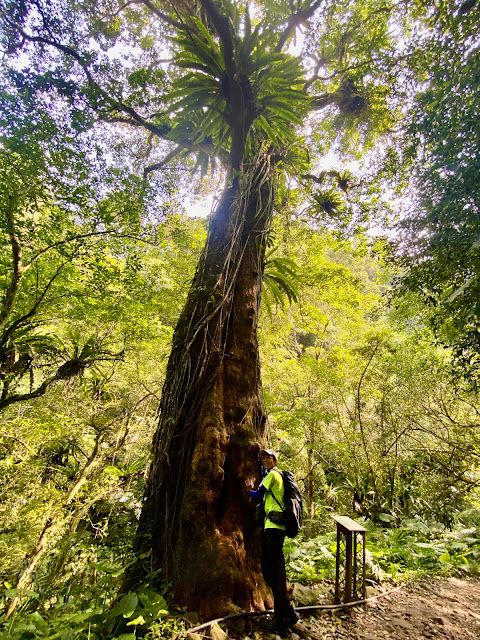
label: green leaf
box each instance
[256,115,279,145]
[69,608,103,623]
[4,588,39,598]
[379,513,395,522]
[110,592,138,618]
[137,590,169,618]
[28,611,47,629]
[191,17,217,48]
[264,103,303,124]
[448,541,468,551]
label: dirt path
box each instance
[206,577,480,639]
[286,578,480,640]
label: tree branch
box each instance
[310,91,342,110]
[1,15,95,85]
[199,0,236,78]
[4,427,105,620]
[0,259,69,352]
[317,59,374,82]
[276,0,325,53]
[26,230,156,268]
[140,0,185,30]
[356,339,380,493]
[0,346,123,411]
[0,374,57,411]
[298,460,322,484]
[143,145,184,177]
[300,172,327,184]
[0,434,38,457]
[3,13,179,148]
[104,105,173,138]
[104,112,230,165]
[198,0,259,170]
[5,6,234,171]
[341,3,400,46]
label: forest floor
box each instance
[218,577,480,640]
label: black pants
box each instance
[261,528,295,620]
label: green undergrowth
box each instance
[0,560,186,640]
[3,513,480,639]
[285,512,480,586]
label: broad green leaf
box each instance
[69,608,103,623]
[110,592,138,618]
[379,513,395,522]
[28,612,47,629]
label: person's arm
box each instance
[248,485,266,500]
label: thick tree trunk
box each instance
[138,155,275,618]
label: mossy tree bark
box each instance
[138,155,276,618]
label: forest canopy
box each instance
[0,0,479,637]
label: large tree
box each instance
[1,0,418,617]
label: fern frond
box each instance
[262,249,300,315]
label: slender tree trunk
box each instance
[0,195,23,334]
[3,518,57,620]
[137,155,276,618]
[307,422,316,519]
[356,342,379,503]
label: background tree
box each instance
[391,0,480,380]
[0,80,155,409]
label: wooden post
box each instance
[335,524,341,603]
[353,531,357,599]
[362,529,367,599]
[345,528,352,602]
[332,516,367,604]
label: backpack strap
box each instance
[266,488,285,512]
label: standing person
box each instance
[245,449,299,631]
